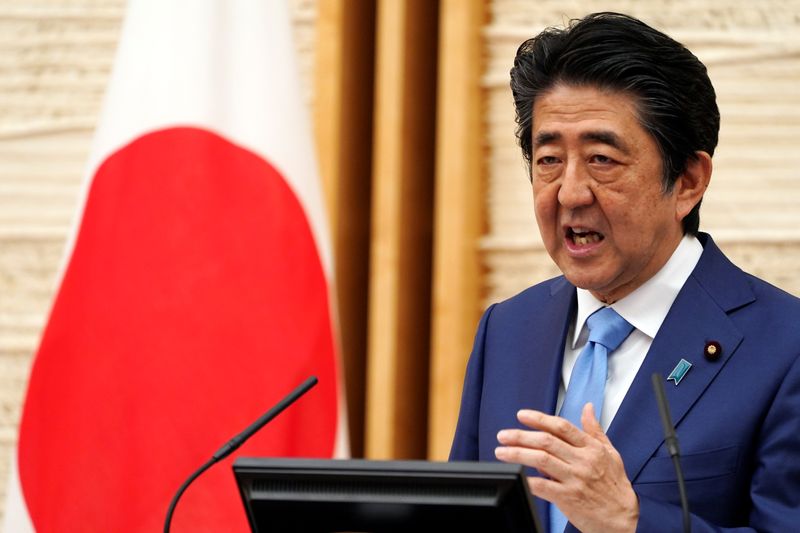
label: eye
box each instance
[589,154,615,165]
[537,156,561,166]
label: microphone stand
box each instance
[163,375,318,533]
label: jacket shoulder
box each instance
[491,275,571,313]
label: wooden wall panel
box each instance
[365,0,438,460]
[314,0,376,458]
[427,0,486,461]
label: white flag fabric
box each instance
[5,1,346,530]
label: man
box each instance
[450,12,800,533]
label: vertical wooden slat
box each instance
[365,0,439,460]
[427,0,486,460]
[314,0,376,458]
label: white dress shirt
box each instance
[555,234,704,431]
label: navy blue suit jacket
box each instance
[450,234,800,532]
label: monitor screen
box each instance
[233,458,541,532]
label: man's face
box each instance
[531,84,685,303]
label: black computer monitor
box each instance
[233,458,541,532]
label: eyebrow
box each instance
[533,129,632,155]
[581,130,631,154]
[533,131,561,147]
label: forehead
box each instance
[532,85,650,145]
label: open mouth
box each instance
[567,227,604,245]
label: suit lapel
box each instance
[607,236,753,482]
[518,278,575,531]
[528,277,576,416]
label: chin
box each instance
[562,270,612,293]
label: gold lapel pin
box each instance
[704,341,721,361]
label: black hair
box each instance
[510,12,719,234]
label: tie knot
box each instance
[586,307,634,351]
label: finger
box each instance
[495,445,571,481]
[580,403,613,447]
[497,428,582,463]
[517,409,588,447]
[526,475,567,505]
[580,403,602,437]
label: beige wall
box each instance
[483,0,800,303]
[1,1,124,520]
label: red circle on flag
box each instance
[19,127,339,532]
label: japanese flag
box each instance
[4,0,346,531]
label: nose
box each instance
[557,162,594,209]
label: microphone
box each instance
[163,375,319,533]
[651,373,690,533]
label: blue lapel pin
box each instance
[667,358,692,386]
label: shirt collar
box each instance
[571,234,704,347]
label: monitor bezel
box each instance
[233,457,541,532]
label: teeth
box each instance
[572,227,589,234]
[573,233,601,245]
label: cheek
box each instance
[532,184,557,220]
[607,193,671,248]
[602,185,652,224]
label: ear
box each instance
[674,151,712,222]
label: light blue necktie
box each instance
[549,306,634,533]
